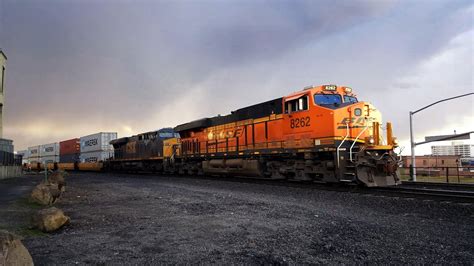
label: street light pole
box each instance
[409,111,416,181]
[409,92,473,182]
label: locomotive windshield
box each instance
[343,95,358,103]
[314,94,342,105]
[159,132,180,138]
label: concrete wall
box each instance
[0,166,22,180]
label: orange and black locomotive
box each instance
[107,85,401,187]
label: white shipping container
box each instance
[28,146,40,157]
[40,143,60,157]
[41,155,60,164]
[80,150,114,163]
[80,132,117,153]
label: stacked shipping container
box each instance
[20,132,117,165]
[60,138,80,163]
[28,146,40,164]
[80,132,117,162]
[40,142,60,163]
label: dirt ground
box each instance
[1,172,473,264]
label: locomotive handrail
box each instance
[350,122,369,162]
[336,122,350,168]
[379,124,386,145]
[170,144,178,163]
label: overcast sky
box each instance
[0,0,473,155]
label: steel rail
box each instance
[401,181,474,189]
[96,171,474,202]
[372,186,474,201]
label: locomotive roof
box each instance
[110,128,175,145]
[174,97,283,133]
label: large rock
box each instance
[48,171,66,192]
[30,182,61,206]
[0,230,34,266]
[32,207,70,233]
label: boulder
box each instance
[48,171,66,192]
[30,183,61,206]
[0,230,34,266]
[32,207,70,233]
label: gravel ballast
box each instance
[3,172,472,264]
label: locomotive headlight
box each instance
[366,136,375,145]
[392,137,399,146]
[344,87,352,93]
[354,108,362,116]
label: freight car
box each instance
[106,84,401,187]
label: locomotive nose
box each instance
[347,102,380,119]
[339,102,380,127]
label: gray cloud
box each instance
[0,0,472,152]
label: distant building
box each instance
[0,49,20,178]
[0,49,6,138]
[431,143,474,157]
[0,49,15,166]
[401,155,460,168]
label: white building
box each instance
[431,143,474,157]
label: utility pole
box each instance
[410,111,416,180]
[409,92,473,181]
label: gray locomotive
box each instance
[108,128,178,172]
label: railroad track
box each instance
[175,174,474,202]
[80,171,474,203]
[369,186,474,202]
[401,181,474,190]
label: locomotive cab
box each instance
[282,85,363,140]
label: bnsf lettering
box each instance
[290,117,311,129]
[85,139,98,147]
[233,127,244,138]
[207,127,244,140]
[340,117,376,125]
[337,117,376,129]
